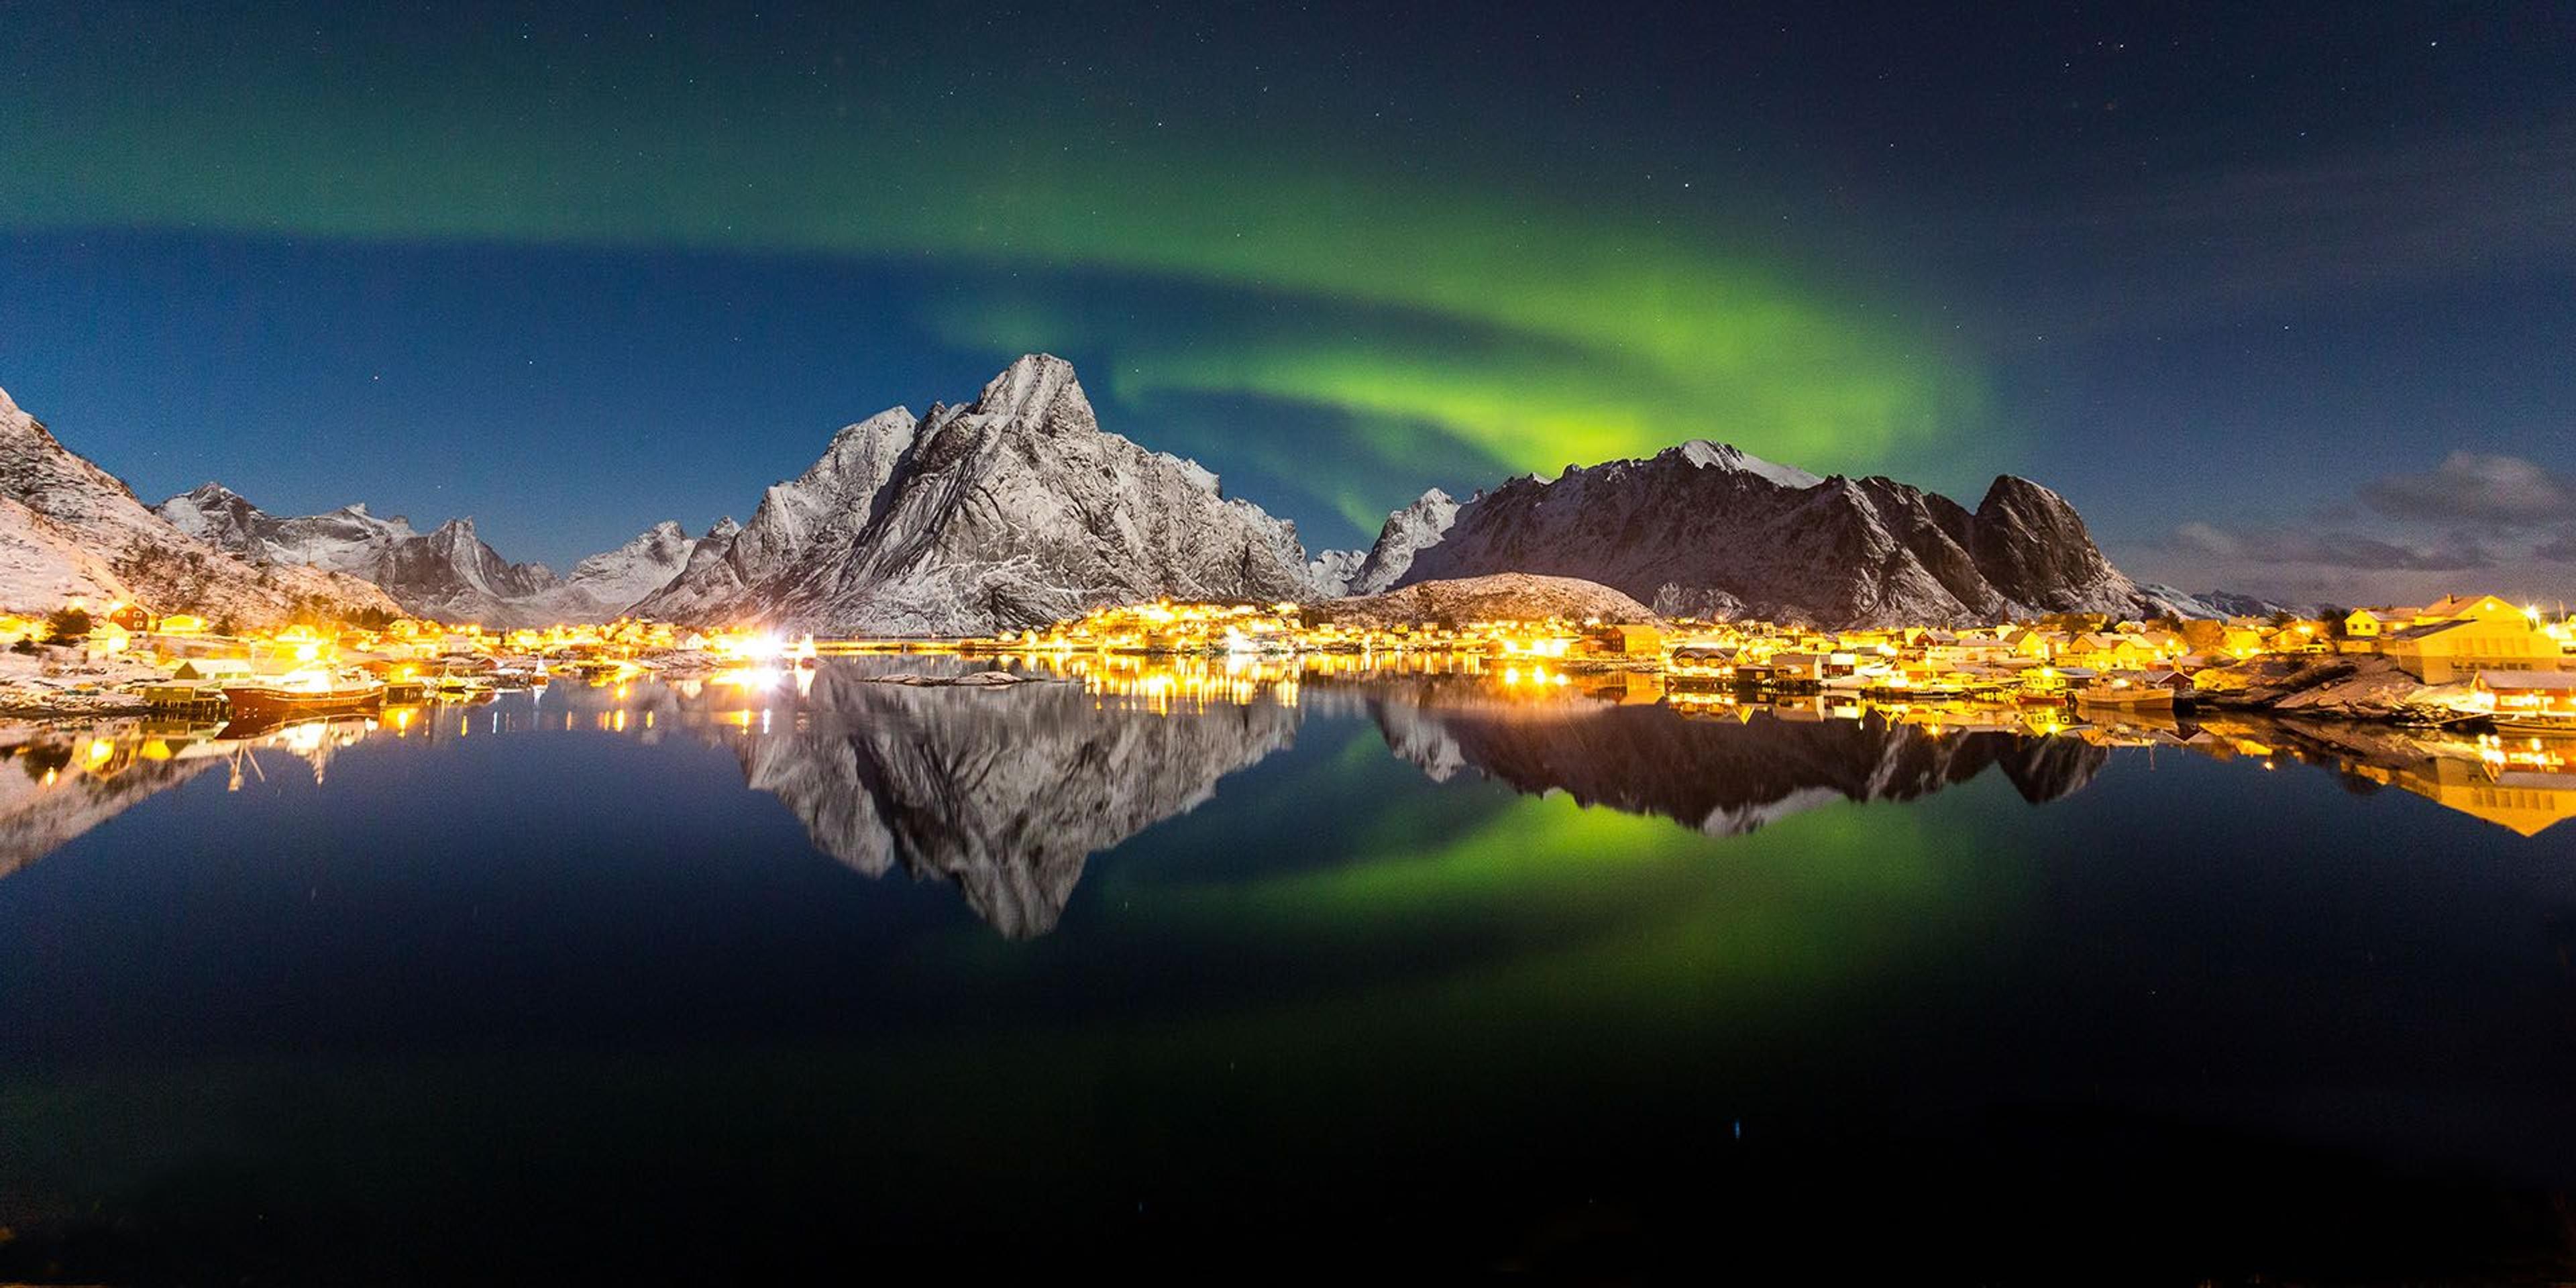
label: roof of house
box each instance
[173,659,256,677]
[2385,619,2471,643]
[2479,669,2576,691]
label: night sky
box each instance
[3,2,2571,606]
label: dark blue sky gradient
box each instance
[1,1,2570,602]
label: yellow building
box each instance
[2381,596,2568,684]
[1582,623,1667,657]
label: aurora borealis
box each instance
[3,2,2571,600]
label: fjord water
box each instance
[2,661,2573,1283]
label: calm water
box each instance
[2,658,2573,1284]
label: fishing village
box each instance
[5,588,2574,860]
[2,586,2573,731]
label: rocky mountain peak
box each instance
[1974,474,2074,521]
[1344,487,1461,596]
[1357,444,2168,628]
[635,355,1313,636]
[969,352,1094,435]
[1666,440,1825,489]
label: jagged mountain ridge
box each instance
[156,482,705,627]
[1347,440,2202,627]
[637,355,1318,635]
[0,383,399,624]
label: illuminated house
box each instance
[1743,652,1827,688]
[2473,671,2576,727]
[2062,633,2153,671]
[1582,623,1667,657]
[2381,596,2567,684]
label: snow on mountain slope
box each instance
[631,409,916,624]
[158,481,708,627]
[0,497,134,612]
[0,384,398,625]
[639,355,1316,636]
[1358,440,2177,628]
[1344,488,1460,596]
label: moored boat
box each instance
[2491,714,2576,734]
[2074,683,2176,712]
[220,670,386,717]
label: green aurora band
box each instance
[2,7,1990,526]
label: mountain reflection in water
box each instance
[5,656,2569,937]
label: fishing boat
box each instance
[2491,713,2576,735]
[219,669,386,718]
[2074,682,2177,712]
[431,670,494,702]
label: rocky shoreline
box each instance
[2193,654,2474,724]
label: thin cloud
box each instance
[2166,521,2492,572]
[2361,451,2573,525]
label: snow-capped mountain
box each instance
[2163,587,2299,620]
[629,407,916,624]
[1325,486,1461,597]
[0,383,399,625]
[1357,440,2188,628]
[636,354,1316,635]
[155,482,706,627]
[545,521,701,621]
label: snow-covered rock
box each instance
[637,355,1316,636]
[1346,488,1459,596]
[0,384,399,625]
[631,408,916,624]
[1358,441,2176,628]
[1305,548,1366,600]
[156,482,703,627]
[2198,588,2302,620]
[0,496,135,613]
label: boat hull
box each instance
[2491,716,2576,735]
[221,683,386,718]
[2075,688,2177,711]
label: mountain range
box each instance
[154,484,709,628]
[0,384,399,627]
[1313,441,2200,627]
[2,357,2257,631]
[633,354,1313,635]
